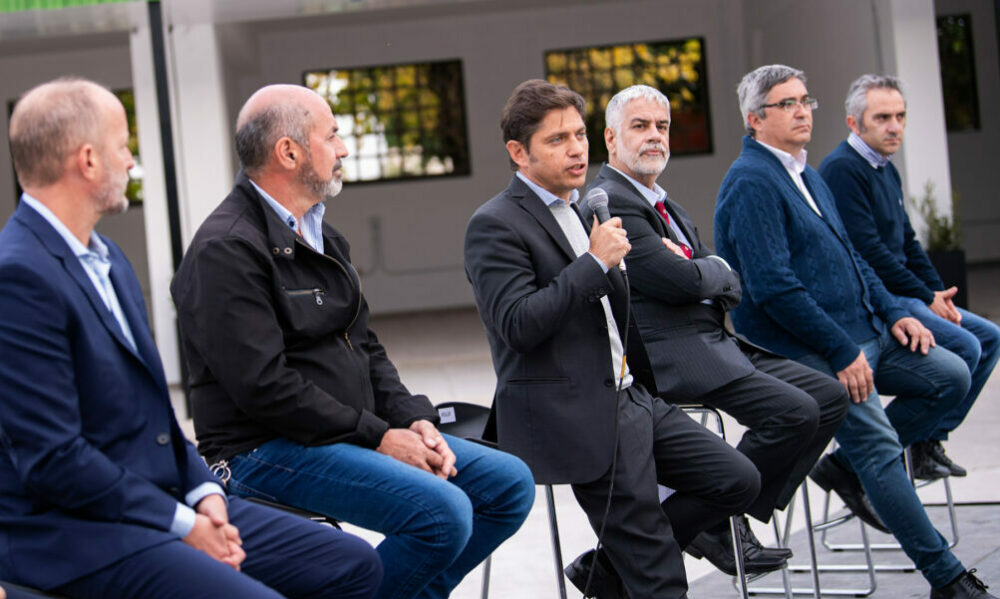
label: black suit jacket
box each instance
[582,165,754,400]
[465,175,653,484]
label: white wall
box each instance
[0,32,153,319]
[935,0,1000,263]
[219,0,750,314]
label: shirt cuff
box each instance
[185,482,227,508]
[587,251,610,273]
[706,254,732,271]
[171,502,197,538]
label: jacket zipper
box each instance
[294,238,363,350]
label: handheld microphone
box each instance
[585,188,626,272]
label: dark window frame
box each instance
[544,36,713,164]
[303,58,472,186]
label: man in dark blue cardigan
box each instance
[820,74,1000,481]
[715,64,993,599]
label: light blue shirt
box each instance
[515,171,607,273]
[250,179,326,253]
[847,132,891,169]
[755,139,822,216]
[20,194,224,539]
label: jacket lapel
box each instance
[510,176,578,263]
[16,204,151,368]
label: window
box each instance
[937,14,980,132]
[8,88,143,205]
[304,59,471,183]
[545,37,712,163]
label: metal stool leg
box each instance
[750,482,878,596]
[480,555,491,599]
[546,485,568,599]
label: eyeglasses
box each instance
[761,97,819,112]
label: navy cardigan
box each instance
[819,140,944,304]
[714,136,908,372]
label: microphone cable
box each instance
[582,268,630,599]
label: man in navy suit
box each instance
[0,78,381,598]
[465,79,760,599]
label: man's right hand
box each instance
[929,287,962,324]
[377,428,445,475]
[183,513,245,571]
[589,215,630,270]
[837,350,874,403]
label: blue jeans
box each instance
[896,294,1000,441]
[227,435,534,599]
[796,333,968,587]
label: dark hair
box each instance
[235,102,311,175]
[500,79,585,170]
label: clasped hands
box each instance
[377,420,458,479]
[184,493,244,571]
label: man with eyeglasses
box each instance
[819,74,1000,482]
[715,65,994,599]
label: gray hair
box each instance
[235,101,313,174]
[9,77,106,188]
[737,64,806,136]
[605,85,671,133]
[845,74,904,122]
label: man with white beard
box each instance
[579,85,850,580]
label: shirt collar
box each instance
[847,132,891,169]
[755,139,808,174]
[516,171,580,207]
[607,164,666,208]
[248,179,326,232]
[20,193,108,261]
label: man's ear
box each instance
[746,111,764,136]
[604,126,616,159]
[274,137,300,171]
[506,139,527,169]
[846,115,861,136]
[75,144,100,182]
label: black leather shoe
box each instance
[737,515,793,561]
[685,522,787,576]
[910,442,951,480]
[565,549,626,599]
[809,454,891,533]
[927,440,968,477]
[930,569,998,599]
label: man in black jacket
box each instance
[171,84,534,599]
[580,85,850,575]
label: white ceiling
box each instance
[0,0,496,41]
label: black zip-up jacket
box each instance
[171,172,437,464]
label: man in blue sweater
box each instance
[715,64,992,599]
[819,74,999,481]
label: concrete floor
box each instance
[170,263,1000,598]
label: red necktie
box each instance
[654,201,693,259]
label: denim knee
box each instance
[416,483,475,565]
[490,453,536,522]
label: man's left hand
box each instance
[891,316,935,354]
[410,420,458,479]
[196,493,245,570]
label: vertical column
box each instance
[167,22,235,246]
[129,15,181,383]
[129,14,234,385]
[876,0,953,226]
